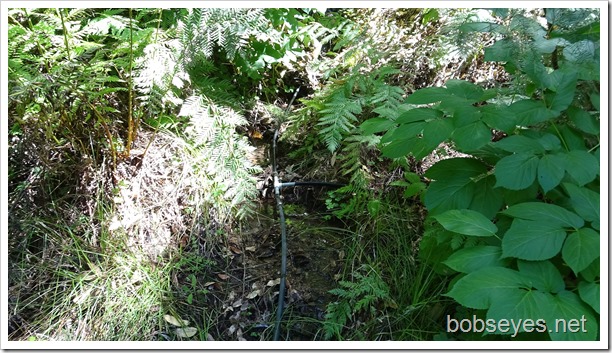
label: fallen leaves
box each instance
[164,314,198,339]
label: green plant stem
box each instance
[57,9,71,60]
[551,121,569,152]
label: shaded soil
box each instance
[208,199,347,341]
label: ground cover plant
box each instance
[7,7,600,343]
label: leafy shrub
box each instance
[361,8,600,340]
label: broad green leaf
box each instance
[481,104,519,133]
[563,40,595,63]
[403,182,426,197]
[425,176,476,215]
[567,106,599,135]
[535,133,562,151]
[495,135,545,154]
[509,99,555,125]
[425,158,489,215]
[562,228,599,274]
[459,21,502,33]
[439,96,474,113]
[405,87,450,104]
[542,69,577,92]
[494,153,539,190]
[517,260,565,293]
[425,157,488,180]
[562,150,599,186]
[382,137,414,159]
[452,122,491,152]
[502,202,584,229]
[445,79,485,102]
[559,124,588,151]
[590,93,599,111]
[434,209,497,237]
[486,289,552,335]
[545,290,598,340]
[451,105,480,126]
[502,182,539,206]
[423,118,453,147]
[563,183,599,230]
[502,220,567,261]
[388,121,426,140]
[469,174,504,219]
[446,267,530,309]
[579,257,600,283]
[578,281,600,314]
[484,39,514,62]
[545,86,576,115]
[396,107,443,124]
[360,117,394,135]
[444,246,510,273]
[538,154,566,193]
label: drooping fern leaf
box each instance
[179,95,260,219]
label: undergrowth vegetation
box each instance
[7,7,601,343]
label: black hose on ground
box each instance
[271,87,344,340]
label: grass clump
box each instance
[322,194,450,341]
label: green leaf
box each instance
[425,157,489,180]
[424,158,489,215]
[509,99,555,125]
[484,39,514,62]
[423,118,453,147]
[545,87,576,116]
[563,183,600,230]
[381,137,413,159]
[579,257,600,283]
[395,108,443,124]
[538,154,566,193]
[446,267,530,309]
[495,135,545,154]
[562,150,599,186]
[567,106,599,135]
[444,246,510,273]
[502,202,584,229]
[403,182,426,197]
[590,93,599,111]
[562,228,599,274]
[367,199,381,217]
[481,104,519,133]
[469,174,504,219]
[452,122,491,152]
[502,220,567,260]
[405,87,450,104]
[486,289,552,335]
[578,281,600,314]
[388,121,426,140]
[494,153,539,190]
[545,291,598,340]
[445,79,485,103]
[536,133,562,151]
[450,104,480,127]
[517,260,565,293]
[434,209,497,237]
[425,177,475,215]
[360,117,395,135]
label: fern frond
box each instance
[317,93,363,152]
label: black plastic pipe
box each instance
[271,87,345,341]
